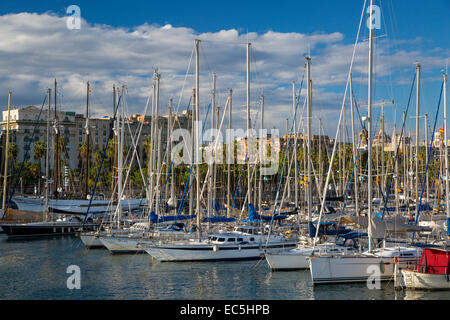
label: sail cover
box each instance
[418,248,450,275]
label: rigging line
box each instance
[83,94,121,223]
[264,68,306,247]
[174,102,212,222]
[414,80,444,229]
[7,93,47,206]
[313,0,367,248]
[380,72,417,219]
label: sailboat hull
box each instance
[1,222,99,238]
[141,241,297,262]
[309,254,419,285]
[398,269,450,290]
[80,233,105,248]
[99,236,146,254]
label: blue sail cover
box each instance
[149,212,196,223]
[308,221,352,238]
[202,216,236,223]
[245,204,287,222]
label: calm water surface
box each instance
[0,234,449,300]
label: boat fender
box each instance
[238,245,241,252]
[380,261,385,274]
[213,245,219,252]
[394,257,398,265]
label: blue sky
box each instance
[0,0,448,136]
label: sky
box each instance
[0,0,448,137]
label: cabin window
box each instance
[227,238,235,242]
[217,238,225,242]
[210,237,217,241]
[250,237,255,242]
[237,238,243,242]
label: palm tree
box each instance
[33,140,46,195]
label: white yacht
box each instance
[265,231,365,271]
[309,246,422,284]
[138,225,297,262]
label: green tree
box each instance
[33,140,46,195]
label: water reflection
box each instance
[1,234,449,300]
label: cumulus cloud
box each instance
[0,12,448,136]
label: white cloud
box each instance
[0,12,448,136]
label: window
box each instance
[227,238,235,242]
[237,238,243,242]
[217,238,225,242]
[249,237,255,242]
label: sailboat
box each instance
[1,88,100,238]
[308,0,424,285]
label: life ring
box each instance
[285,230,292,239]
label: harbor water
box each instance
[0,234,449,300]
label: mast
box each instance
[208,75,214,221]
[53,79,59,197]
[149,74,156,213]
[112,84,117,198]
[367,0,375,252]
[293,82,298,209]
[117,85,125,226]
[350,73,359,215]
[168,99,175,210]
[286,118,290,200]
[189,88,195,218]
[246,42,252,209]
[424,113,429,203]
[154,72,161,216]
[2,91,11,212]
[306,56,312,221]
[444,73,449,238]
[195,39,201,232]
[415,62,421,207]
[227,89,232,217]
[44,88,51,221]
[259,93,264,214]
[84,81,90,199]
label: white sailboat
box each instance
[139,225,296,262]
[308,0,424,285]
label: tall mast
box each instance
[154,73,161,216]
[112,84,117,198]
[149,74,156,213]
[306,56,312,221]
[444,73,449,238]
[195,39,201,232]
[2,91,11,212]
[246,42,252,209]
[259,93,264,213]
[424,113,429,203]
[415,62,421,207]
[168,99,175,209]
[53,79,59,197]
[44,88,51,221]
[350,73,359,216]
[117,85,125,226]
[227,89,232,217]
[293,81,298,208]
[84,81,90,199]
[208,73,216,220]
[286,118,290,200]
[367,0,375,252]
[189,88,195,217]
